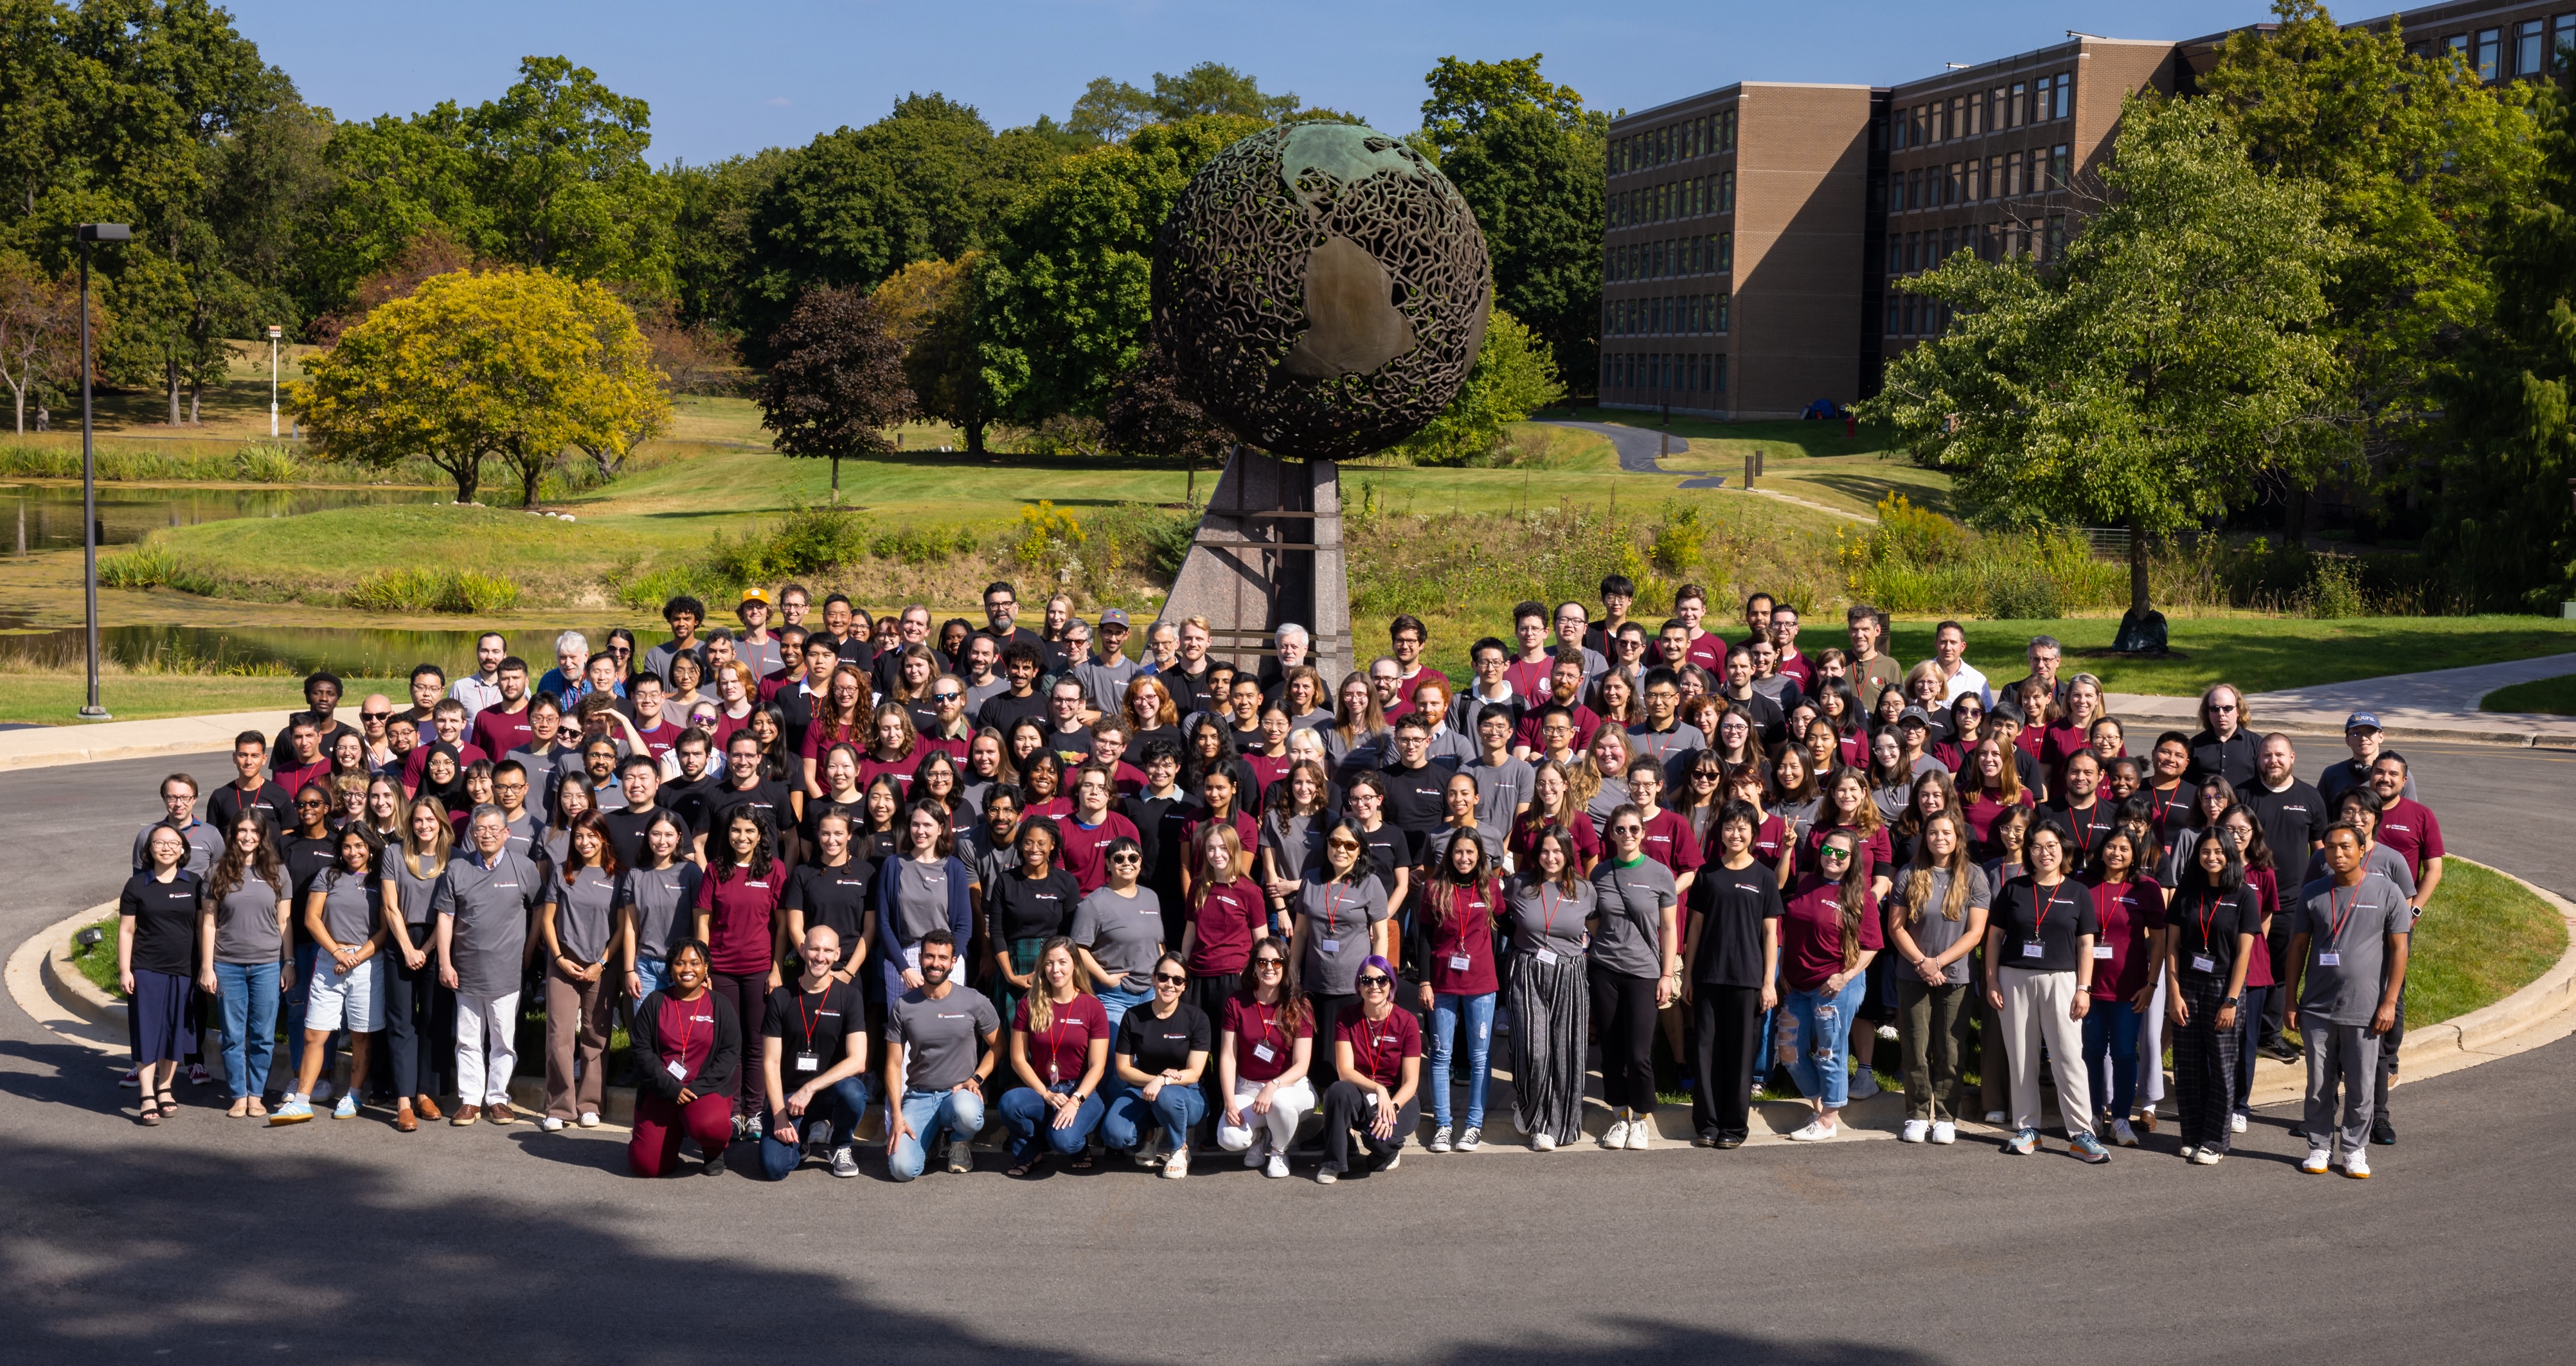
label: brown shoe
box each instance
[413,1094,443,1122]
[395,1104,419,1133]
[485,1102,517,1125]
[450,1104,481,1126]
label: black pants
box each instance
[2375,977,2406,1117]
[2172,974,2239,1154]
[1319,1078,1419,1171]
[708,971,768,1112]
[1690,984,1762,1142]
[386,945,454,1101]
[1589,964,1661,1115]
[1309,991,1355,1078]
[1186,972,1240,1020]
[2257,930,2293,1051]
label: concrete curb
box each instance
[0,711,282,772]
[2104,695,2576,750]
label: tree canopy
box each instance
[757,285,916,500]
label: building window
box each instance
[1905,167,1922,211]
[1984,155,2001,201]
[1718,232,1733,272]
[2052,73,2072,120]
[2050,145,2071,190]
[1945,161,1962,205]
[1716,293,1730,333]
[1713,354,1727,394]
[1720,170,1734,213]
[2518,19,2545,76]
[2048,215,2066,260]
[1933,100,1949,143]
[1886,297,1901,336]
[2478,28,2502,82]
[1963,93,1983,137]
[2557,17,2575,72]
[1886,235,1903,274]
[1722,109,1737,152]
[2008,82,2027,128]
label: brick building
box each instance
[1600,1,2574,418]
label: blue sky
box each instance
[234,0,2271,163]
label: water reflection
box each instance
[0,623,660,680]
[3,481,440,554]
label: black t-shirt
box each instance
[2233,778,2328,870]
[1692,861,1784,988]
[828,634,876,670]
[783,858,875,954]
[708,779,797,856]
[1991,875,2099,973]
[976,689,1046,736]
[661,772,722,838]
[1121,793,1192,904]
[762,979,865,1078]
[1115,999,1212,1074]
[989,867,1079,944]
[1043,724,1096,761]
[1377,761,1451,836]
[120,869,203,977]
[280,833,340,949]
[2187,730,2257,789]
[209,779,294,837]
[2045,799,2120,871]
[2169,885,2263,984]
[1354,822,1414,907]
[600,806,665,871]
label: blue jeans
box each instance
[999,1081,1105,1161]
[888,1087,987,1182]
[2082,998,2142,1121]
[633,955,670,998]
[755,1075,875,1181]
[1096,985,1149,1030]
[1428,991,1496,1128]
[1102,1075,1208,1153]
[1784,975,1867,1110]
[213,961,281,1100]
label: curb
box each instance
[2396,864,2576,1059]
[0,711,282,772]
[2104,696,2576,750]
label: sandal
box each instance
[1068,1151,1094,1171]
[1007,1153,1047,1178]
[246,1097,268,1119]
[228,1097,249,1119]
[138,1096,163,1126]
[157,1088,179,1115]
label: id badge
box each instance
[1318,937,1340,955]
[904,944,923,973]
[793,1052,820,1072]
[1362,1091,1380,1107]
[1448,953,1472,971]
[2091,945,2113,959]
[2316,951,2341,967]
[2019,941,2044,959]
[665,1059,688,1079]
[1252,1043,1276,1063]
[1534,948,1560,966]
[2190,954,2215,973]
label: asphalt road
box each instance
[3,743,2570,1366]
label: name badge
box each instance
[2316,952,2341,967]
[2019,941,2044,959]
[792,1052,820,1072]
[2190,954,2216,973]
[1448,953,1472,971]
[1361,1091,1380,1108]
[1534,948,1560,966]
[1252,1043,1276,1063]
[1318,937,1339,955]
[665,1059,688,1079]
[904,945,923,972]
[2091,945,2113,959]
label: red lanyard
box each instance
[1538,885,1566,939]
[2195,894,2223,953]
[1040,1003,1077,1081]
[672,993,706,1067]
[2325,885,2359,943]
[794,986,827,1049]
[2032,881,2066,937]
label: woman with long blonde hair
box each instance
[1884,810,1989,1144]
[999,935,1109,1176]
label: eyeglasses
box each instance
[1356,975,1391,988]
[1253,959,1285,971]
[1109,853,1142,865]
[1820,847,1854,861]
[1150,972,1188,985]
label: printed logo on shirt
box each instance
[746,880,769,889]
[935,1011,969,1020]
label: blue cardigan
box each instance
[872,853,975,998]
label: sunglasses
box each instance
[1820,847,1855,860]
[295,798,327,809]
[1150,972,1187,985]
[932,691,962,702]
[1327,839,1360,850]
[1356,975,1391,988]
[1109,853,1143,864]
[360,711,391,722]
[1253,958,1285,970]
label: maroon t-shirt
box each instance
[2373,798,2444,884]
[1187,877,1269,975]
[1222,994,1312,1083]
[1057,811,1143,895]
[2089,876,2165,999]
[1512,809,1602,873]
[470,704,536,762]
[274,759,333,801]
[1179,808,1259,883]
[1682,632,1726,673]
[1500,657,1555,704]
[694,863,782,976]
[1798,821,1893,880]
[857,754,919,801]
[1336,1006,1422,1087]
[2243,865,2281,988]
[1012,991,1109,1087]
[631,720,682,763]
[401,741,487,793]
[1422,881,1501,995]
[1243,752,1290,802]
[656,992,717,1082]
[1779,872,1884,991]
[1512,702,1604,756]
[1961,789,2033,850]
[1637,809,1705,877]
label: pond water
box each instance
[0,623,661,680]
[0,481,441,554]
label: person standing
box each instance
[2081,829,2163,1148]
[1882,811,1989,1145]
[695,810,786,1138]
[1504,827,1595,1150]
[2161,826,2261,1164]
[382,799,453,1130]
[1681,803,1782,1149]
[2365,752,2442,1145]
[120,826,202,1126]
[884,930,1002,1181]
[628,940,738,1176]
[1215,942,1315,1177]
[619,813,701,1002]
[2286,825,2411,1179]
[271,827,388,1124]
[1291,821,1392,1052]
[432,806,550,1126]
[1591,807,1681,1151]
[200,816,291,1119]
[540,812,623,1131]
[1180,824,1268,1014]
[875,803,977,1009]
[1071,837,1165,1026]
[1983,820,2109,1162]
[756,925,873,1180]
[2185,685,2258,788]
[1414,831,1502,1153]
[1778,831,1882,1142]
[1314,955,1421,1184]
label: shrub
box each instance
[97,546,181,590]
[1650,501,1704,574]
[2303,553,2367,619]
[1012,501,1086,579]
[1983,572,2062,620]
[871,524,981,565]
[229,443,304,483]
[348,567,521,614]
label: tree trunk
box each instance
[448,457,479,505]
[188,377,201,424]
[521,459,543,511]
[166,359,180,425]
[1185,452,1197,506]
[830,454,841,504]
[2128,519,2150,617]
[963,418,986,456]
[8,378,21,435]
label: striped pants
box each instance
[1507,952,1590,1144]
[2171,974,2239,1154]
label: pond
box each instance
[0,481,442,554]
[0,623,663,680]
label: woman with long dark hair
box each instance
[2081,828,2161,1148]
[694,808,784,1139]
[1681,801,1781,1148]
[2162,827,2260,1164]
[799,664,872,799]
[201,815,291,1119]
[120,825,202,1126]
[627,939,738,1177]
[1504,826,1593,1151]
[1415,829,1503,1153]
[271,824,388,1125]
[998,936,1109,1176]
[1884,810,1988,1145]
[1777,828,1880,1142]
[1590,804,1681,1151]
[1983,819,2109,1162]
[1291,818,1391,1055]
[1215,939,1314,1178]
[541,810,622,1131]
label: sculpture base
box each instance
[1157,450,1349,686]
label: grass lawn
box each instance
[2480,673,2576,716]
[2406,858,2569,1025]
[68,914,120,998]
[1877,616,2576,699]
[0,673,403,725]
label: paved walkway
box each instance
[2107,652,2576,748]
[1534,418,1689,473]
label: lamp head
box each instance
[76,223,132,244]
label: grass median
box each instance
[2480,673,2576,716]
[0,674,404,725]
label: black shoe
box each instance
[2265,1043,2304,1064]
[1712,1135,1744,1149]
[701,1151,728,1176]
[2371,1113,2395,1146]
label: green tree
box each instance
[1103,341,1230,501]
[873,253,993,453]
[1864,96,2352,629]
[2429,75,2576,610]
[292,267,669,506]
[1392,308,1563,465]
[757,285,915,501]
[0,250,93,431]
[2200,1,2543,526]
[1068,62,1303,143]
[664,148,789,331]
[455,56,674,287]
[1418,55,1606,391]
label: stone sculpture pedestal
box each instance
[1156,448,1349,686]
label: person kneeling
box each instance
[1315,956,1420,1184]
[885,930,1001,1181]
[758,925,874,1180]
[629,941,739,1176]
[997,936,1108,1176]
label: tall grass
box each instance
[0,440,441,486]
[346,567,523,613]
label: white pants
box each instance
[2134,967,2169,1109]
[1215,1076,1314,1153]
[455,989,521,1107]
[1998,967,2094,1140]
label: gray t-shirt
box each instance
[2294,872,2414,1025]
[1883,864,1994,986]
[2300,844,2418,901]
[1464,754,1535,832]
[1583,777,1631,839]
[1296,873,1389,995]
[1262,811,1323,885]
[1625,722,1705,772]
[210,873,288,966]
[432,848,550,998]
[1072,655,1141,720]
[1071,886,1166,993]
[891,857,956,945]
[1589,858,1677,979]
[621,862,700,962]
[387,856,443,930]
[1507,876,1595,959]
[888,985,1000,1092]
[555,866,621,964]
[309,867,381,950]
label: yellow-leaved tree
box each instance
[291,267,668,506]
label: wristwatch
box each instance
[2221,995,2239,1007]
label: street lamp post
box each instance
[75,222,130,722]
[267,323,281,438]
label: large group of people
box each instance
[114,578,2439,1182]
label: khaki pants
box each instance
[1896,977,1972,1122]
[1998,966,2094,1140]
[543,964,611,1120]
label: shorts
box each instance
[303,954,386,1033]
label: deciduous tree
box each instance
[757,285,915,501]
[873,253,992,453]
[0,251,93,432]
[1104,341,1230,501]
[1393,308,1563,466]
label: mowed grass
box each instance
[2480,673,2576,716]
[2406,858,2569,1025]
[68,914,121,997]
[0,674,404,725]
[1875,616,2576,699]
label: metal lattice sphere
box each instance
[1151,121,1491,461]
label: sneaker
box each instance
[1929,1121,1957,1146]
[1532,1133,1556,1153]
[1984,1110,2007,1125]
[2003,1128,2037,1155]
[188,1063,211,1087]
[1131,1145,1164,1168]
[1458,1126,1481,1152]
[1428,1124,1453,1153]
[744,1113,765,1142]
[268,1095,314,1126]
[1162,1145,1190,1180]
[2300,1148,2331,1175]
[2070,1133,2111,1164]
[1600,1117,1631,1149]
[1625,1119,1651,1151]
[2342,1150,2372,1179]
[309,1080,333,1104]
[1900,1119,1929,1144]
[332,1094,358,1121]
[1314,1166,1339,1185]
[945,1138,973,1175]
[1847,1069,1880,1101]
[2230,1112,2248,1135]
[830,1145,859,1178]
[1244,1142,1269,1168]
[577,1112,600,1129]
[1375,1149,1401,1173]
[2179,1145,2199,1161]
[2371,1113,2396,1146]
[2189,1148,2223,1166]
[1264,1152,1289,1179]
[2111,1119,2139,1148]
[539,1115,564,1132]
[1787,1119,1838,1142]
[701,1151,726,1176]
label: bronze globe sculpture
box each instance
[1150,120,1491,459]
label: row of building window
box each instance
[1605,350,1728,396]
[1611,171,1735,228]
[1609,233,1733,282]
[1883,218,2068,336]
[2413,17,2575,82]
[1895,145,2069,213]
[1611,109,1739,175]
[1606,293,1732,337]
[1892,73,2070,150]
[1888,295,1955,339]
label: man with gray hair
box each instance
[538,630,591,700]
[433,804,552,1126]
[2005,635,2069,707]
[1260,622,1312,693]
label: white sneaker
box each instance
[309,1080,333,1103]
[577,1112,600,1129]
[188,1063,211,1086]
[1847,1070,1880,1101]
[1458,1126,1481,1151]
[1377,1149,1401,1173]
[2179,1145,2199,1161]
[1900,1119,1929,1143]
[1161,1145,1190,1180]
[1264,1151,1289,1178]
[539,1115,565,1132]
[2300,1148,2331,1175]
[2341,1150,2372,1180]
[1314,1166,1339,1185]
[2230,1112,2248,1135]
[2190,1148,2223,1166]
[1428,1124,1453,1153]
[1532,1132,1556,1152]
[1600,1117,1631,1150]
[1787,1119,1838,1142]
[2111,1119,2139,1148]
[1625,1119,1650,1150]
[1929,1120,1957,1145]
[1984,1110,2007,1125]
[830,1146,859,1178]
